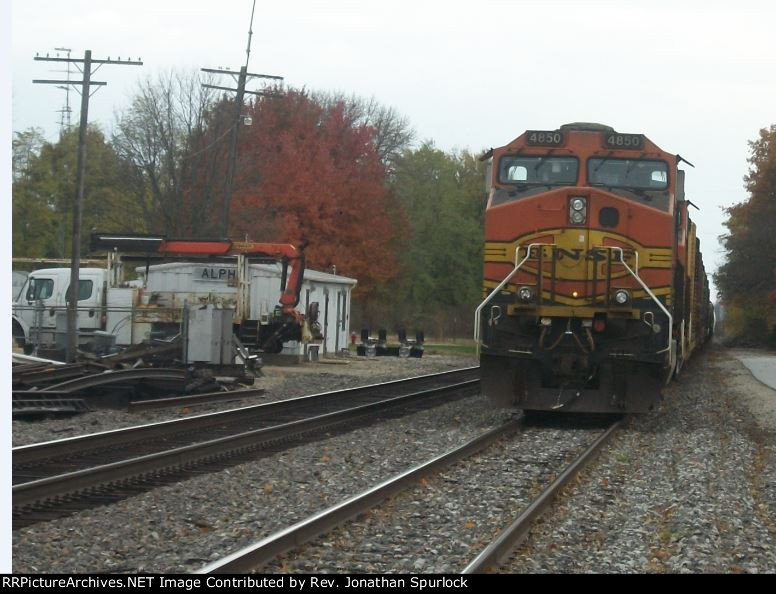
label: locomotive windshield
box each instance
[588,158,668,189]
[587,158,669,209]
[499,156,578,187]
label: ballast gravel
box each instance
[262,418,609,574]
[13,354,509,573]
[504,345,776,574]
[11,345,776,573]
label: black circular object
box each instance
[599,207,619,228]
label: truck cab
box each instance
[12,268,107,352]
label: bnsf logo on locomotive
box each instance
[524,245,635,262]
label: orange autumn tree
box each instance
[229,90,403,297]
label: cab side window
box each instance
[25,278,54,301]
[65,280,94,303]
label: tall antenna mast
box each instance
[54,47,73,131]
[245,0,257,69]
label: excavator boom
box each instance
[90,233,311,352]
[156,240,305,315]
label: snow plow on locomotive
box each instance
[475,123,713,413]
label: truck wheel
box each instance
[265,340,283,354]
[12,320,29,353]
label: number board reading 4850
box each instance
[603,133,644,149]
[525,130,565,147]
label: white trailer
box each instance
[12,262,357,360]
[139,262,357,358]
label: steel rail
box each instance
[126,388,266,411]
[462,417,623,573]
[12,353,67,366]
[13,379,480,517]
[198,418,522,574]
[13,367,478,468]
[12,397,90,416]
[13,363,91,385]
[38,367,187,393]
[13,390,80,398]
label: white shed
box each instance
[137,261,357,357]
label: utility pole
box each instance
[202,66,283,238]
[33,50,142,362]
[202,0,282,238]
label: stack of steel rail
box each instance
[12,357,188,416]
[11,347,254,415]
[12,357,105,416]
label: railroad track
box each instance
[463,417,622,573]
[12,367,479,528]
[197,414,622,574]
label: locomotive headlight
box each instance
[569,197,587,225]
[518,286,534,303]
[613,289,630,305]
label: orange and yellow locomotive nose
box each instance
[483,226,673,307]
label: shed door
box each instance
[323,290,330,355]
[335,292,341,353]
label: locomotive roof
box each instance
[559,122,615,133]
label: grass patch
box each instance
[423,342,477,357]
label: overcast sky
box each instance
[11,0,776,296]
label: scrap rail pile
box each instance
[12,340,257,418]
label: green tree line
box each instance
[715,124,776,348]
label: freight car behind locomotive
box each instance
[475,123,712,413]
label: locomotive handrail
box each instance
[610,247,673,355]
[475,243,672,358]
[474,243,554,356]
[590,244,639,276]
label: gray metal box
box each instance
[93,331,117,355]
[54,311,69,350]
[186,305,234,364]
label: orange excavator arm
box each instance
[157,240,305,318]
[89,232,312,353]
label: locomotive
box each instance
[475,123,713,413]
